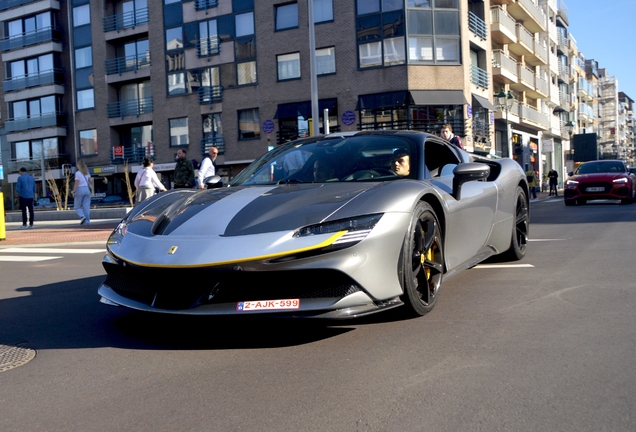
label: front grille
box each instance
[103,262,361,310]
[579,182,610,194]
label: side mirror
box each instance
[452,163,490,200]
[568,171,573,176]
[203,175,223,189]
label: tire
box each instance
[501,186,528,261]
[578,199,587,205]
[400,202,444,317]
[564,199,575,206]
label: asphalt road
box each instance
[1,197,635,431]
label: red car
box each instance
[564,160,636,205]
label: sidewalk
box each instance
[1,218,121,247]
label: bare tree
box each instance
[123,160,134,206]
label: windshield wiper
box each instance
[277,179,304,185]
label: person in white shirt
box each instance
[198,146,218,189]
[72,159,93,225]
[135,157,167,204]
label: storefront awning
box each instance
[410,90,468,106]
[472,94,497,110]
[356,91,408,110]
[275,99,338,119]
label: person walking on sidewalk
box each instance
[134,157,167,204]
[548,169,559,196]
[525,165,537,200]
[72,159,93,225]
[16,167,35,229]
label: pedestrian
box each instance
[173,148,194,189]
[525,165,537,199]
[198,146,219,189]
[134,157,167,204]
[440,124,463,149]
[16,167,35,229]
[72,159,93,225]
[548,168,559,196]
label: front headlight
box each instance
[107,220,128,247]
[613,177,628,184]
[295,214,383,245]
[566,179,579,186]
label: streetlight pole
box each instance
[565,120,575,162]
[496,89,515,159]
[308,0,319,137]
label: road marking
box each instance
[0,247,105,254]
[0,256,61,262]
[474,264,535,269]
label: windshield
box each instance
[230,134,420,186]
[577,161,626,175]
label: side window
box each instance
[424,139,460,177]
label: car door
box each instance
[424,138,498,270]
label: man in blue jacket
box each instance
[16,167,36,228]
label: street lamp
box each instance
[495,89,515,159]
[564,120,575,161]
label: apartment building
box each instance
[618,92,634,166]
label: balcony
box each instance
[490,6,516,45]
[5,154,69,174]
[196,36,220,57]
[468,11,487,41]
[509,24,533,57]
[110,145,146,165]
[507,0,546,33]
[105,54,151,76]
[5,112,66,133]
[532,74,548,98]
[557,33,568,55]
[0,26,62,52]
[194,0,219,12]
[577,78,594,101]
[0,0,44,11]
[200,137,225,156]
[103,8,149,33]
[557,0,569,26]
[526,39,547,66]
[511,64,535,92]
[2,69,64,92]
[492,49,518,84]
[198,86,223,105]
[518,103,549,129]
[470,64,489,89]
[107,97,153,118]
[578,103,595,123]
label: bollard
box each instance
[0,192,5,241]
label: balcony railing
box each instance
[107,97,153,118]
[579,103,595,120]
[2,69,64,92]
[518,0,546,28]
[0,26,62,52]
[535,74,548,95]
[470,64,489,89]
[200,137,225,156]
[557,33,568,54]
[533,40,547,62]
[358,119,465,138]
[6,154,70,174]
[110,146,146,165]
[105,54,151,75]
[557,0,569,25]
[5,112,66,133]
[518,64,535,88]
[515,24,534,49]
[196,36,220,57]
[493,49,518,77]
[194,0,219,11]
[103,8,149,33]
[518,103,549,128]
[198,86,223,104]
[490,6,516,35]
[468,11,487,40]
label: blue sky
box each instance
[567,0,636,100]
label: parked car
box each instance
[564,160,636,205]
[99,130,530,320]
[93,195,130,207]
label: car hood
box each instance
[125,183,380,237]
[572,173,629,182]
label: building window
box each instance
[75,47,92,68]
[237,61,257,85]
[314,0,333,23]
[235,12,254,37]
[8,12,52,38]
[277,53,300,80]
[199,19,219,56]
[168,72,186,95]
[73,4,90,27]
[359,42,382,68]
[316,47,335,75]
[276,3,298,30]
[77,89,95,110]
[166,27,183,51]
[9,54,54,80]
[407,0,460,64]
[79,129,98,156]
[384,37,405,65]
[170,118,189,146]
[11,95,56,119]
[238,108,260,140]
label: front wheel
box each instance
[500,186,528,261]
[400,202,444,317]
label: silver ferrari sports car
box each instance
[99,130,529,319]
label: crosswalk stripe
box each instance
[0,248,105,254]
[0,256,61,262]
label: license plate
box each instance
[237,299,300,311]
[586,187,604,192]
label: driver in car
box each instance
[391,150,410,177]
[313,158,336,182]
